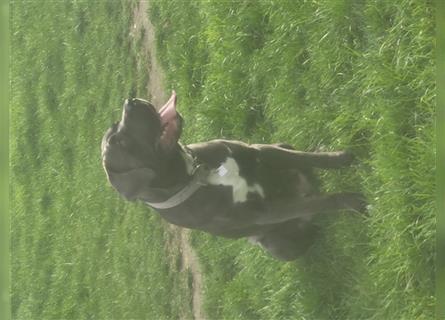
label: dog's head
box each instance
[101,91,183,200]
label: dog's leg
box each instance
[249,192,366,225]
[253,144,354,169]
[252,221,320,261]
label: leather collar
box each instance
[144,162,210,210]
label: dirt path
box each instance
[130,2,206,320]
[130,0,167,108]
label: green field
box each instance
[11,2,192,319]
[150,0,435,319]
[11,0,435,320]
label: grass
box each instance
[150,0,436,319]
[11,1,192,319]
[10,0,435,319]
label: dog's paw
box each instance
[339,192,368,215]
[337,150,355,166]
[351,194,368,215]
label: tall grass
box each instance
[150,0,435,319]
[11,2,191,319]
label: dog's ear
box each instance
[106,168,156,201]
[158,91,183,151]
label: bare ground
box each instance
[130,2,206,320]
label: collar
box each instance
[144,147,209,210]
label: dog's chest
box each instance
[207,157,264,203]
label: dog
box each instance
[101,91,366,261]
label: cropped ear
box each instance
[106,168,156,201]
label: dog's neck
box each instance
[155,143,195,189]
[137,143,196,204]
[178,143,196,175]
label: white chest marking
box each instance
[207,157,265,203]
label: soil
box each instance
[130,2,206,320]
[130,0,166,108]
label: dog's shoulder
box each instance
[187,139,254,167]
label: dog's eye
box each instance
[109,134,126,147]
[109,135,118,145]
